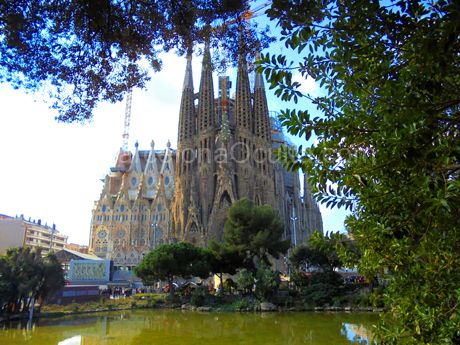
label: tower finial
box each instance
[183,52,194,91]
[129,140,142,172]
[234,49,252,132]
[254,46,265,90]
[178,52,196,145]
[197,41,215,132]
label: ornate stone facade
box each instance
[88,48,323,270]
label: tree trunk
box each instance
[168,277,174,299]
[219,273,223,291]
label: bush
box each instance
[310,271,342,286]
[236,269,254,294]
[223,278,237,294]
[290,272,310,290]
[232,297,257,311]
[164,293,180,305]
[346,290,371,308]
[302,282,339,306]
[255,266,280,301]
[190,286,209,307]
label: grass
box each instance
[41,293,166,315]
[39,287,378,317]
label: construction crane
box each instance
[244,1,272,21]
[122,88,133,152]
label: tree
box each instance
[290,231,360,273]
[289,232,345,302]
[0,247,64,315]
[207,240,245,291]
[134,242,211,297]
[289,234,341,273]
[0,1,272,122]
[35,253,66,310]
[223,198,290,271]
[260,1,460,343]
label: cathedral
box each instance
[88,46,323,271]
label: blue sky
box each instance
[0,5,348,245]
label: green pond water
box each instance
[0,310,378,345]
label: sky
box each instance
[0,16,348,246]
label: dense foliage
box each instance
[0,0,272,122]
[254,264,281,301]
[289,232,347,306]
[0,247,64,315]
[207,240,245,288]
[290,232,342,272]
[223,198,290,271]
[260,1,460,343]
[134,242,211,296]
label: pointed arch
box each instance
[219,191,232,209]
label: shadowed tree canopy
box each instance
[0,247,64,315]
[289,231,358,272]
[223,198,290,270]
[0,0,272,122]
[134,242,211,294]
[207,240,245,287]
[259,0,460,343]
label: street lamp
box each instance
[151,223,158,249]
[290,207,298,247]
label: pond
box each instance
[0,310,378,345]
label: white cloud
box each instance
[0,49,237,245]
[0,51,203,245]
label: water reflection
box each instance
[58,335,81,345]
[1,310,378,345]
[342,323,374,344]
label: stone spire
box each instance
[128,142,142,173]
[143,140,160,199]
[127,141,142,200]
[178,53,195,145]
[253,51,271,142]
[161,140,175,200]
[144,140,157,174]
[234,53,252,132]
[197,42,215,133]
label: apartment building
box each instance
[0,214,67,255]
